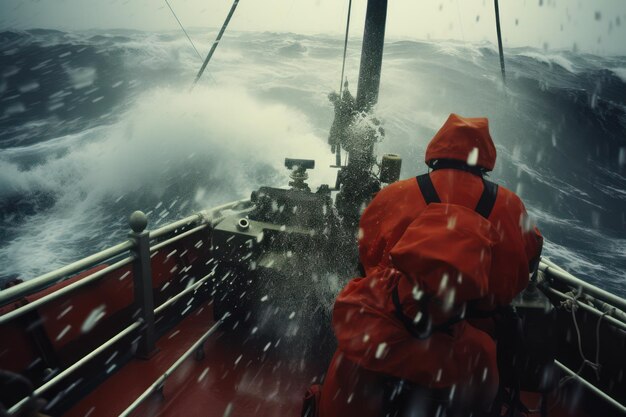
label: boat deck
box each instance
[64,299,596,417]
[65,300,319,417]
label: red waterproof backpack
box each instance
[389,173,500,338]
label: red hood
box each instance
[425,113,497,171]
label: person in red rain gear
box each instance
[317,114,543,417]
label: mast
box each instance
[355,0,388,112]
[334,0,389,229]
[493,0,506,83]
[192,0,240,88]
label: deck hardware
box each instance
[285,158,315,191]
[237,218,250,231]
[379,154,402,183]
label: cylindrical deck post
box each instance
[129,211,156,358]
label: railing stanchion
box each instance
[129,210,156,358]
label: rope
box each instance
[558,292,604,388]
[192,0,241,88]
[339,0,353,99]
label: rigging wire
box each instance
[338,0,353,99]
[192,0,241,89]
[163,0,216,84]
[164,0,203,61]
[335,0,353,166]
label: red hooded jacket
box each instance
[320,114,543,416]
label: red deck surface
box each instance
[65,301,319,417]
[63,299,589,417]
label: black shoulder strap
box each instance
[415,174,441,204]
[475,179,499,219]
[417,174,499,219]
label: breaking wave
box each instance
[0,85,333,279]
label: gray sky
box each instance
[2,0,626,54]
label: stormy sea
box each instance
[1,28,625,296]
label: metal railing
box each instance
[539,258,626,327]
[154,270,214,315]
[2,200,250,416]
[555,361,626,414]
[9,320,142,415]
[540,258,626,313]
[0,241,134,307]
[3,209,624,416]
[0,257,134,325]
[0,199,250,307]
[542,285,626,332]
[539,258,626,414]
